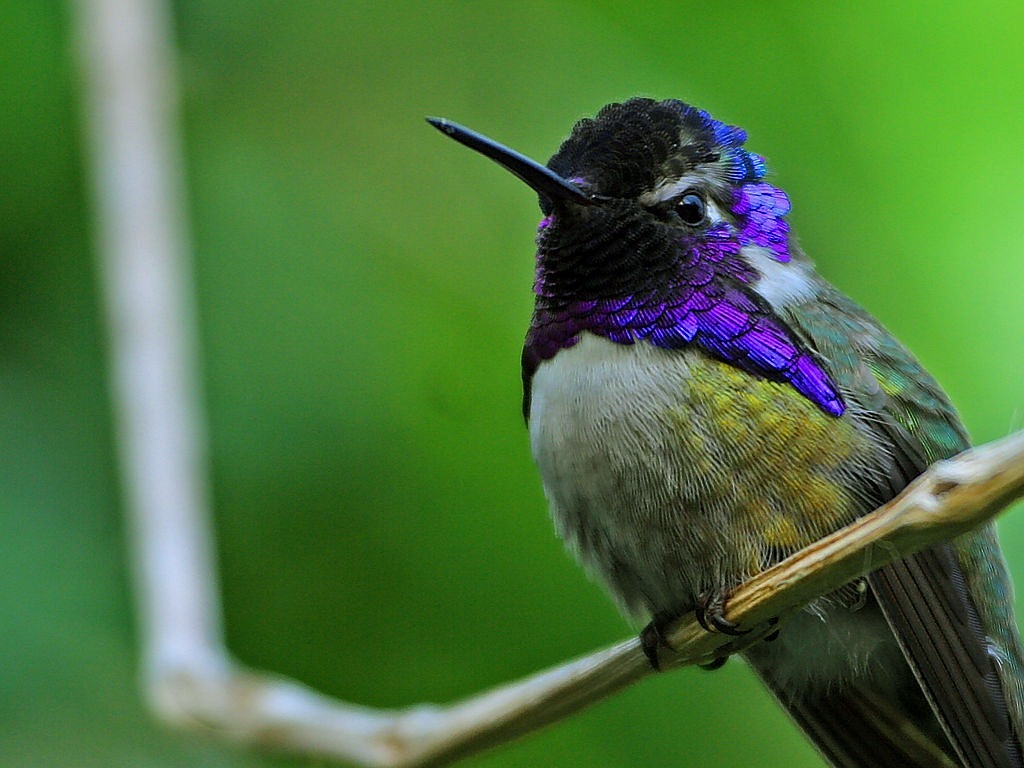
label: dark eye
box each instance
[676,191,706,226]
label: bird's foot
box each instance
[640,612,676,671]
[695,589,747,635]
[694,590,782,667]
[640,594,782,672]
[641,614,733,672]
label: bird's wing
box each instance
[752,628,961,768]
[870,544,1020,767]
[784,286,1024,768]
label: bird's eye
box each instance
[676,191,707,226]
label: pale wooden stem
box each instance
[73,0,1024,765]
[73,0,229,708]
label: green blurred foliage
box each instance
[3,1,1024,766]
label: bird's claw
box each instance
[640,612,675,671]
[695,589,747,636]
[641,598,782,672]
[694,591,783,667]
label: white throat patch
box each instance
[742,245,816,310]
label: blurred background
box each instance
[4,2,1024,766]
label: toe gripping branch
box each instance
[640,590,780,672]
[695,589,747,636]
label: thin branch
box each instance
[73,1,1024,766]
[73,0,230,709]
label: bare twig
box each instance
[73,1,1024,766]
[73,0,230,711]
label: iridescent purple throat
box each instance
[526,143,844,417]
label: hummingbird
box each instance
[428,98,1024,768]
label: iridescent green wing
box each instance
[788,284,1023,767]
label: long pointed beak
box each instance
[426,117,594,208]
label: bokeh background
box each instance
[5,2,1024,766]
